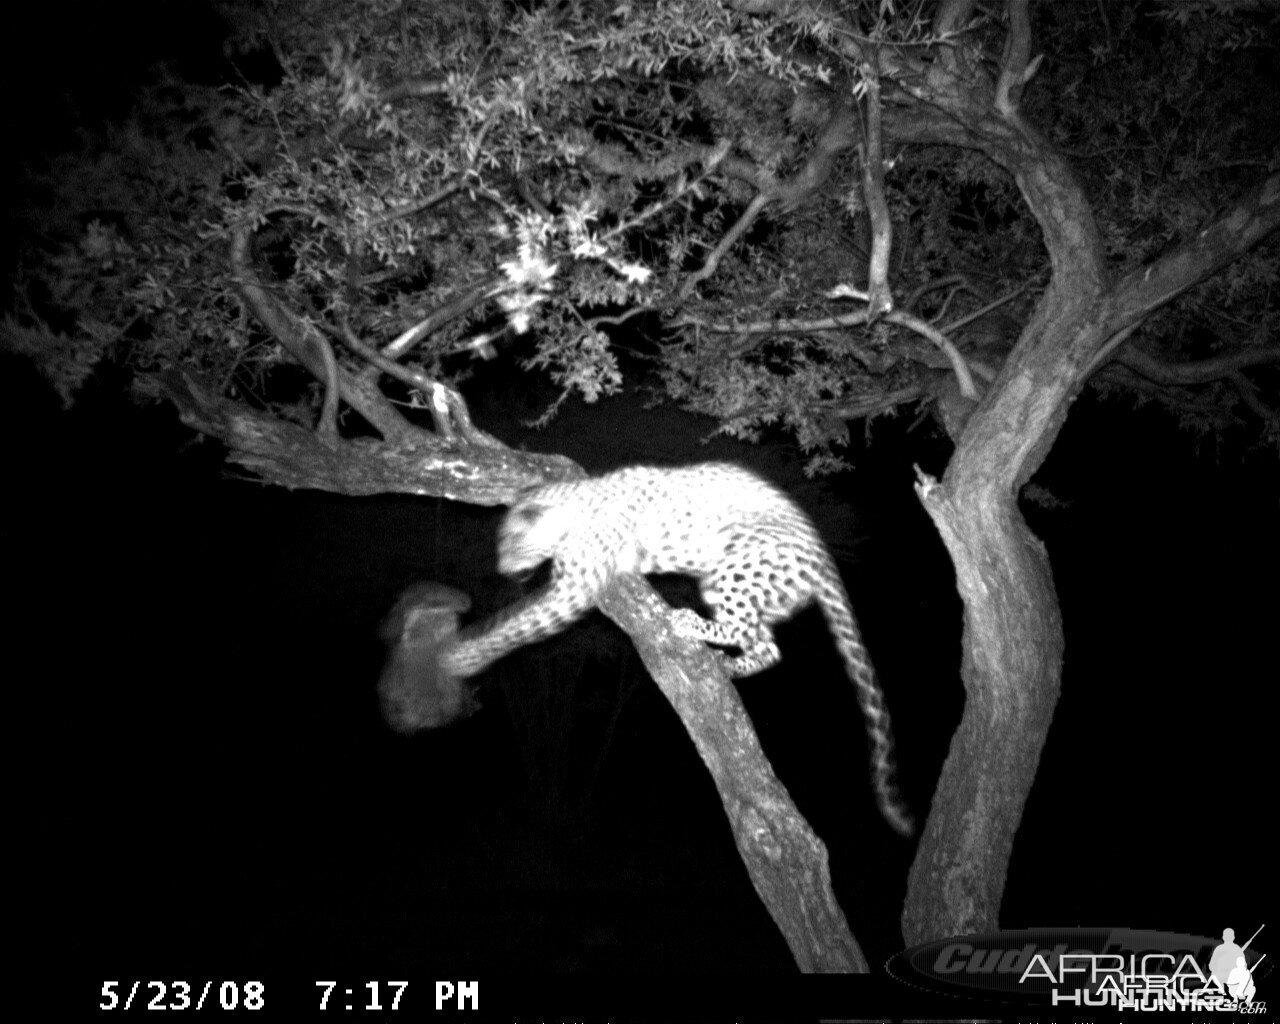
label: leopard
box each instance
[442,462,914,836]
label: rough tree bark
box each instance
[598,576,867,972]
[888,0,1280,942]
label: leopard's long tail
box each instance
[815,565,915,837]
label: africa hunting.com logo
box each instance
[886,924,1268,1012]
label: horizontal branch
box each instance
[1099,173,1280,352]
[152,370,580,503]
[680,301,979,399]
[1117,345,1280,386]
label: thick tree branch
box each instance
[774,97,861,208]
[893,3,1278,947]
[152,369,578,502]
[994,0,1037,119]
[1090,173,1280,373]
[580,134,762,188]
[1116,345,1280,386]
[595,576,868,972]
[886,311,979,399]
[682,300,979,400]
[859,62,894,314]
[228,227,412,440]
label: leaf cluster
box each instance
[8,0,1276,451]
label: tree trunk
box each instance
[898,168,1280,943]
[904,477,1063,939]
[597,576,868,972]
[889,0,1279,941]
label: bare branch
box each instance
[885,310,980,399]
[1095,172,1280,363]
[1228,371,1280,429]
[814,385,925,420]
[859,63,894,314]
[1116,345,1280,385]
[316,330,339,447]
[380,277,503,363]
[154,369,578,502]
[995,0,1034,119]
[581,134,769,190]
[335,318,505,448]
[365,181,464,229]
[690,294,978,399]
[774,97,861,208]
[228,226,412,440]
[607,141,732,240]
[940,282,1033,334]
[905,274,969,311]
[378,78,449,103]
[674,306,871,337]
[680,194,770,299]
[933,0,979,36]
[585,306,651,329]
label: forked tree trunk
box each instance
[898,173,1279,943]
[886,0,1280,941]
[902,307,1084,941]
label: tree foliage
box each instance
[11,0,1275,460]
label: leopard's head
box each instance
[497,485,577,578]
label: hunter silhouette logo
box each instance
[1209,925,1265,1004]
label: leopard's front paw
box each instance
[669,607,710,640]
